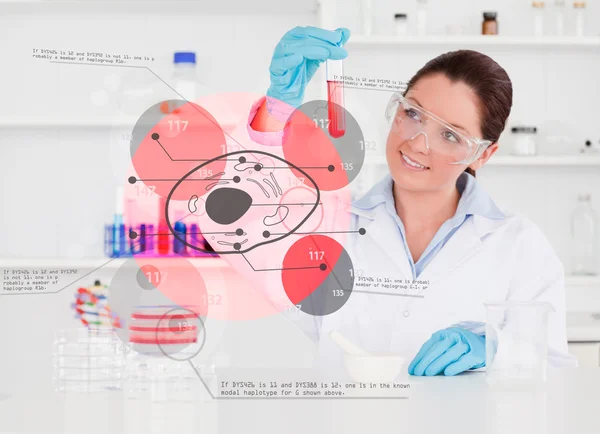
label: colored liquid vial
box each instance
[147,224,155,253]
[139,224,146,253]
[158,224,170,255]
[173,222,187,254]
[326,59,346,138]
[157,197,169,255]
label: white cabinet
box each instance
[566,312,600,367]
[568,342,600,367]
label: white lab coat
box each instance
[311,200,577,375]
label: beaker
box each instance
[325,59,346,138]
[484,301,554,386]
[53,328,127,393]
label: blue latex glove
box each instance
[266,26,351,109]
[408,327,486,376]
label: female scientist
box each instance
[247,26,577,376]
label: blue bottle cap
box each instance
[174,52,196,64]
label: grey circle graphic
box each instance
[130,99,188,160]
[156,307,206,362]
[294,245,354,316]
[107,258,207,357]
[294,99,366,186]
[403,311,410,317]
[135,267,157,291]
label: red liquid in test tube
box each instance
[157,196,169,255]
[326,59,346,138]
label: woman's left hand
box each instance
[408,327,486,376]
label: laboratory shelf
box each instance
[347,35,600,49]
[0,118,139,128]
[485,155,600,166]
[565,275,600,288]
[0,257,230,270]
[363,155,600,167]
[0,118,239,130]
[365,154,600,167]
[0,0,317,15]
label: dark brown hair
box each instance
[403,50,513,177]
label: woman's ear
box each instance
[469,142,499,171]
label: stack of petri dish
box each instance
[53,328,127,393]
[128,305,199,346]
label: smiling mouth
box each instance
[400,151,430,169]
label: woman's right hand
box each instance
[266,26,350,109]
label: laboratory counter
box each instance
[1,368,599,434]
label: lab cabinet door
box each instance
[568,342,600,367]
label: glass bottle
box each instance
[573,2,586,37]
[571,194,599,276]
[482,12,498,35]
[161,52,198,114]
[532,2,545,37]
[416,0,428,36]
[554,0,565,36]
[362,0,373,36]
[172,52,198,102]
[394,13,408,37]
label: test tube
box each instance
[190,224,203,256]
[139,224,146,253]
[147,224,155,253]
[157,197,169,255]
[326,59,346,138]
[104,224,114,258]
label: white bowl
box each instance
[343,352,407,383]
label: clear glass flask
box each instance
[325,59,346,138]
[125,350,198,402]
[571,194,599,275]
[485,301,554,386]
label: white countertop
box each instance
[1,258,600,433]
[1,369,599,434]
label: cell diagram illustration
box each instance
[120,94,368,321]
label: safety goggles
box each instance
[385,92,493,165]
